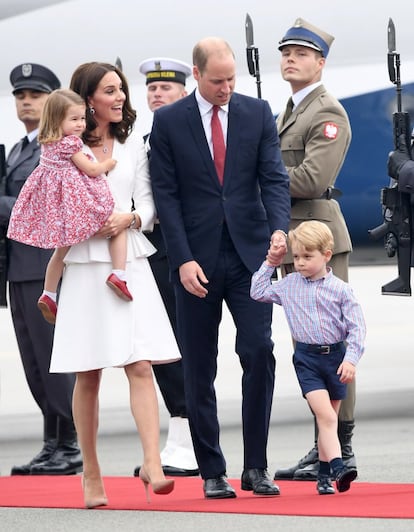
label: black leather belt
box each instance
[291,187,342,206]
[296,341,344,354]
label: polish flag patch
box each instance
[323,122,339,139]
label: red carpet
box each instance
[0,476,413,518]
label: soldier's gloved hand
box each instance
[387,134,411,180]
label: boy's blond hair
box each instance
[38,89,85,144]
[288,221,334,254]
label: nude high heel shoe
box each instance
[139,465,175,503]
[81,475,108,509]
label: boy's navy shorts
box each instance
[293,341,347,400]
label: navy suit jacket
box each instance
[150,91,290,280]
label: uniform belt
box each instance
[291,187,342,206]
[296,341,344,354]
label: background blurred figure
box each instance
[134,57,198,478]
[0,63,81,476]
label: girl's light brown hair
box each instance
[38,89,85,144]
[288,220,334,254]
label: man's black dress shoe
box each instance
[335,465,357,493]
[162,464,199,477]
[241,468,280,496]
[134,464,199,477]
[203,475,236,499]
[10,439,57,476]
[30,441,83,475]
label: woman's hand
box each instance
[96,212,140,238]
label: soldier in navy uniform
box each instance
[133,57,198,477]
[0,63,82,475]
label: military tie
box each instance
[282,97,294,125]
[21,136,29,150]
[8,136,29,166]
[211,105,226,185]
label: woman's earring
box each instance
[89,106,95,115]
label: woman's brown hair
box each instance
[70,62,136,146]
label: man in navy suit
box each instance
[150,37,290,499]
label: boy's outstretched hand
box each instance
[266,230,287,267]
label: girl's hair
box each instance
[288,220,334,254]
[38,89,85,144]
[69,62,136,146]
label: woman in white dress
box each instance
[50,62,180,508]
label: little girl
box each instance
[7,89,133,324]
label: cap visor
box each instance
[12,81,51,94]
[278,39,322,53]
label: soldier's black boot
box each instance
[274,445,319,480]
[274,417,319,480]
[338,419,357,469]
[30,416,83,475]
[10,414,58,475]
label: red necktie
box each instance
[211,105,226,185]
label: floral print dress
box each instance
[7,135,114,248]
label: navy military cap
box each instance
[139,57,192,86]
[278,18,334,58]
[10,63,61,94]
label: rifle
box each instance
[245,13,281,282]
[369,18,412,296]
[245,13,262,99]
[0,144,8,306]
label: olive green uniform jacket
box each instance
[276,84,352,264]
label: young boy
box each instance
[250,220,366,495]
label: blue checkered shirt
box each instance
[250,263,366,365]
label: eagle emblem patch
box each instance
[22,64,32,77]
[324,122,338,139]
